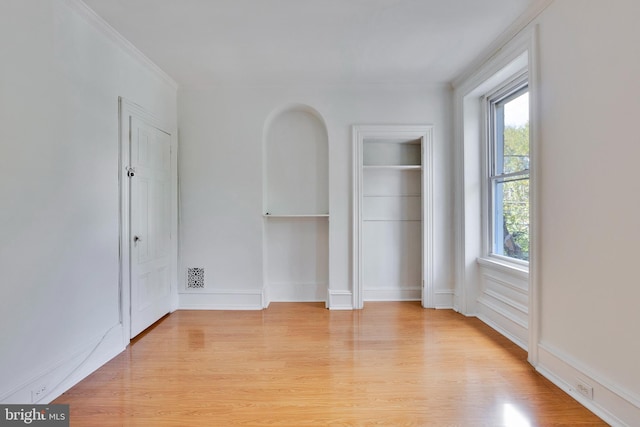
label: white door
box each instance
[129,117,172,337]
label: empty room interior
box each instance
[1,0,639,425]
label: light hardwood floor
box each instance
[54,302,606,426]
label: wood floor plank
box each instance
[54,302,607,426]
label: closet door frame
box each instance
[352,125,434,309]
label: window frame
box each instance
[484,71,530,265]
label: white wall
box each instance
[178,84,454,309]
[0,0,177,403]
[455,0,640,423]
[534,0,640,423]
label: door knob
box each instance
[134,235,142,243]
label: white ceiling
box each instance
[82,0,537,87]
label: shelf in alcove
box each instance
[363,194,421,197]
[363,219,421,222]
[363,165,422,170]
[263,214,329,218]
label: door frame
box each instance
[118,97,178,345]
[352,125,434,309]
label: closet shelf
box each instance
[363,165,421,170]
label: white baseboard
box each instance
[364,287,421,301]
[1,323,125,404]
[327,289,353,310]
[434,289,454,309]
[476,296,528,350]
[267,282,327,303]
[179,287,345,309]
[178,289,264,310]
[537,343,640,426]
[476,311,527,351]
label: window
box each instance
[487,73,529,262]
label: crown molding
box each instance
[64,0,179,90]
[451,0,554,89]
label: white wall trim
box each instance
[452,92,467,315]
[352,125,434,309]
[453,24,539,363]
[537,343,640,426]
[65,0,178,90]
[262,283,270,308]
[480,269,528,294]
[477,257,528,280]
[477,314,527,351]
[482,288,528,315]
[0,324,124,404]
[434,290,454,309]
[476,308,527,351]
[119,97,179,344]
[451,0,554,88]
[477,296,527,329]
[422,127,435,309]
[527,24,542,367]
[327,289,354,310]
[268,282,328,303]
[178,289,264,310]
[364,287,422,302]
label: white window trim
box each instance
[481,71,530,267]
[453,24,540,365]
[477,256,528,280]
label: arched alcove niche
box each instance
[264,104,328,215]
[263,104,329,306]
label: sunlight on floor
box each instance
[503,403,531,427]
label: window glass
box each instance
[493,178,529,260]
[489,83,529,262]
[501,91,529,174]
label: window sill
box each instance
[476,256,529,279]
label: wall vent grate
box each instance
[187,268,205,289]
